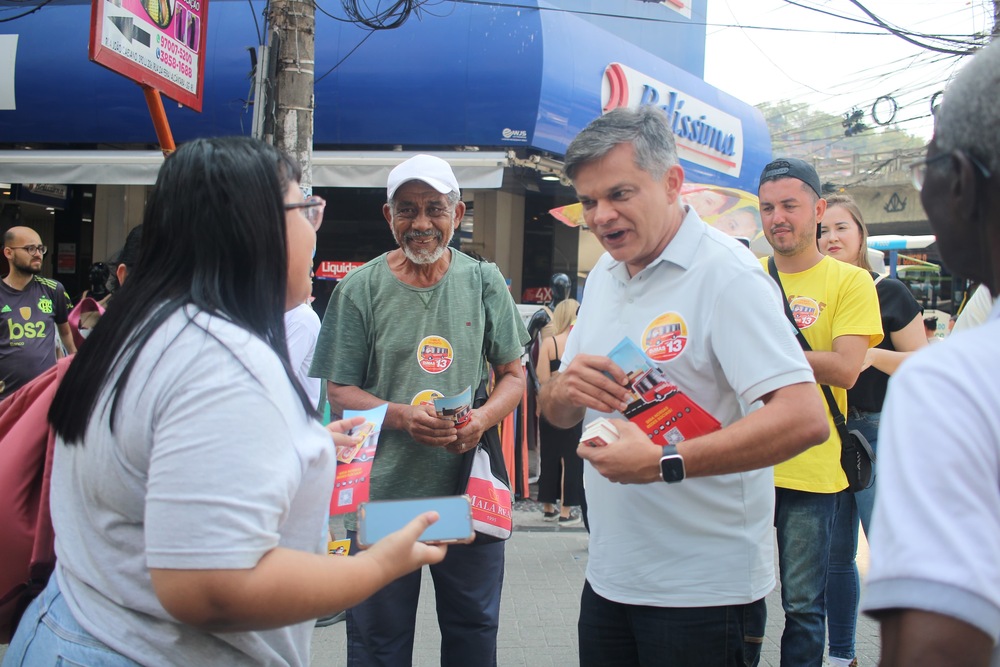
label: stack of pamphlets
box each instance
[581,417,619,447]
[606,337,721,445]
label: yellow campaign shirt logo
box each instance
[411,389,444,407]
[789,296,822,329]
[37,297,53,315]
[642,313,688,362]
[416,336,454,374]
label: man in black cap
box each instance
[759,158,882,667]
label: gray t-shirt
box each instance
[310,251,529,529]
[0,275,71,399]
[52,307,334,666]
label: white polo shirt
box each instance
[564,206,814,607]
[862,300,1000,665]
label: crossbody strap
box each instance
[767,257,848,430]
[475,260,495,405]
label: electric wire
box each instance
[446,0,966,36]
[0,0,54,22]
[720,1,986,141]
[248,0,263,45]
[314,28,375,83]
[843,0,984,55]
[780,0,986,48]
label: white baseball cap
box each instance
[386,154,460,200]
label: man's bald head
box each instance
[3,226,45,279]
[4,226,41,247]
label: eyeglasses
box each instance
[7,244,47,256]
[910,150,992,191]
[284,195,326,231]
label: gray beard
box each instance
[398,228,454,265]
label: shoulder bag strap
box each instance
[767,257,848,430]
[475,260,493,403]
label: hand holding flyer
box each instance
[330,404,388,516]
[606,337,721,445]
[335,421,375,464]
[581,417,620,447]
[433,386,473,429]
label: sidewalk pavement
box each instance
[310,499,882,666]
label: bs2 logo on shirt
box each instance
[7,320,47,340]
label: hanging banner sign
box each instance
[88,0,208,111]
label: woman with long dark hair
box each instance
[3,137,445,666]
[819,193,926,667]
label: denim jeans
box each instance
[825,409,881,660]
[774,487,839,667]
[345,532,504,667]
[2,577,142,667]
[848,410,880,535]
[578,580,766,667]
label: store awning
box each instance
[0,150,509,189]
[312,151,508,189]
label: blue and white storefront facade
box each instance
[0,0,770,298]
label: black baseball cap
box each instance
[759,157,822,198]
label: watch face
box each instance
[660,455,685,483]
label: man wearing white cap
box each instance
[310,154,529,666]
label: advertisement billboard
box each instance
[89,0,207,110]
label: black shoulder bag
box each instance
[453,260,513,542]
[767,257,875,492]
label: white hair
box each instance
[934,40,1000,174]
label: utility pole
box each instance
[994,0,999,39]
[265,0,316,190]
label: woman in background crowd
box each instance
[818,193,926,667]
[3,137,445,667]
[535,298,584,526]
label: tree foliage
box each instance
[757,100,925,159]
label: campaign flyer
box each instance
[607,337,721,445]
[433,386,473,428]
[330,403,387,515]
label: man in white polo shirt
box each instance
[539,105,829,666]
[861,38,1000,667]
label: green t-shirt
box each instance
[311,250,529,527]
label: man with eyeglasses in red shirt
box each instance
[0,226,76,400]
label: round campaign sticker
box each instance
[641,313,688,362]
[789,296,821,329]
[416,336,454,374]
[411,389,444,407]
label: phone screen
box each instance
[357,496,474,547]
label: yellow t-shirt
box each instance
[762,256,883,493]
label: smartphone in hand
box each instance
[357,495,475,548]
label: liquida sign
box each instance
[602,63,744,179]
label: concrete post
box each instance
[266,0,315,189]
